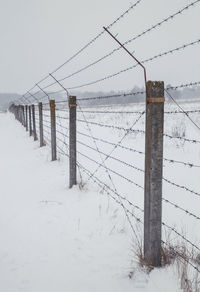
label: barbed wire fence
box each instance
[8,0,200,287]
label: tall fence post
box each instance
[31,104,38,141]
[25,105,28,131]
[17,106,19,121]
[28,105,32,136]
[19,106,21,124]
[22,105,25,127]
[21,106,23,126]
[69,96,77,188]
[50,100,57,161]
[38,102,45,147]
[19,106,22,124]
[144,81,165,267]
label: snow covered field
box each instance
[1,98,200,291]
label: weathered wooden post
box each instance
[38,102,45,147]
[69,96,77,188]
[31,104,38,141]
[50,100,57,161]
[25,105,28,131]
[144,81,165,267]
[28,105,32,136]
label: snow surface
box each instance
[1,109,195,291]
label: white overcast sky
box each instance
[0,0,200,94]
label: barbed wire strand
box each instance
[54,0,200,84]
[41,127,200,222]
[84,111,145,184]
[162,222,200,252]
[162,197,200,221]
[163,177,200,198]
[162,240,200,273]
[65,38,200,90]
[77,100,141,243]
[165,89,200,132]
[76,160,143,219]
[30,0,143,93]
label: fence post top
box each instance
[69,96,77,107]
[69,96,76,101]
[146,81,165,103]
[49,99,56,108]
[147,80,164,87]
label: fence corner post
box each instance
[50,99,57,161]
[144,80,165,267]
[69,96,77,188]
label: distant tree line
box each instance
[2,84,200,110]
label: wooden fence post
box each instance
[69,96,77,188]
[38,102,45,147]
[25,105,28,131]
[144,81,165,267]
[50,100,57,161]
[28,105,32,136]
[31,104,37,141]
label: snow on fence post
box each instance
[31,104,37,141]
[38,102,45,147]
[144,81,165,267]
[28,105,32,137]
[25,105,28,131]
[50,99,57,161]
[69,96,77,188]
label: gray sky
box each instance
[0,0,200,94]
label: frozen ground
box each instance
[1,103,199,291]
